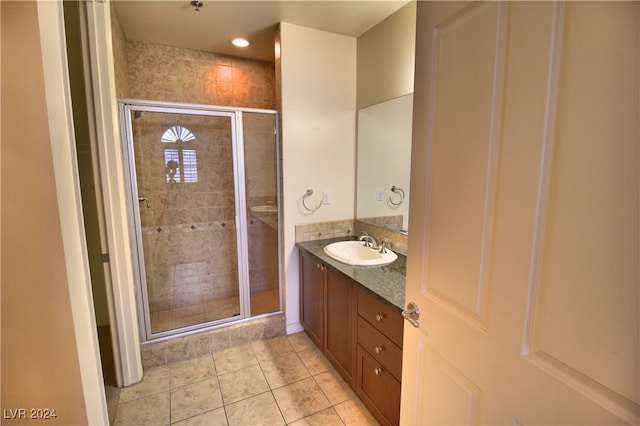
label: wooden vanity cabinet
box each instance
[298,250,357,387]
[298,248,404,424]
[300,250,357,388]
[299,249,324,348]
[356,287,404,426]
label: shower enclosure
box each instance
[120,100,281,341]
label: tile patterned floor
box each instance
[107,332,379,425]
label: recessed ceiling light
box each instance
[231,38,250,48]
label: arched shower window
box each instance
[161,125,198,183]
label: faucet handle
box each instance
[358,234,378,249]
[359,235,372,247]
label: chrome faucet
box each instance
[378,241,388,254]
[358,234,378,249]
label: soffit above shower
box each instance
[113,1,410,63]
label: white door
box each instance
[401,2,639,424]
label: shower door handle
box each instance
[138,197,150,208]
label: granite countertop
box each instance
[296,237,406,311]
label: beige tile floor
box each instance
[107,332,379,425]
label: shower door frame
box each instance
[119,99,280,342]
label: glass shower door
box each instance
[125,107,245,338]
[243,112,281,316]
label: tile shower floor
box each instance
[107,333,379,425]
[150,290,281,334]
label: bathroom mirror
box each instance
[356,93,413,233]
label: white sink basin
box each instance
[323,241,397,266]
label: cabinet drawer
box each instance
[358,318,402,381]
[356,345,401,426]
[357,288,404,348]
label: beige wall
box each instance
[1,2,88,424]
[279,9,413,332]
[357,1,416,109]
[279,22,357,333]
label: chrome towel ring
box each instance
[302,189,322,212]
[389,185,405,206]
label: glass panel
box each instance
[243,112,281,316]
[131,110,241,335]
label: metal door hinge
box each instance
[101,253,110,263]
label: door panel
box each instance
[425,0,506,330]
[416,345,481,425]
[243,112,281,316]
[402,2,639,424]
[526,1,639,405]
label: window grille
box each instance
[162,126,197,183]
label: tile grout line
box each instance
[254,337,342,425]
[252,338,289,425]
[209,351,230,426]
[168,362,172,426]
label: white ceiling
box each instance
[113,1,410,62]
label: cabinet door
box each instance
[324,267,357,387]
[299,251,324,349]
[357,345,401,426]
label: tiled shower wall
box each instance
[134,113,239,314]
[110,6,283,345]
[130,94,279,324]
[130,111,280,316]
[111,3,129,98]
[126,41,276,109]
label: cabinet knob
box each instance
[374,346,384,354]
[375,314,385,322]
[374,367,382,375]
